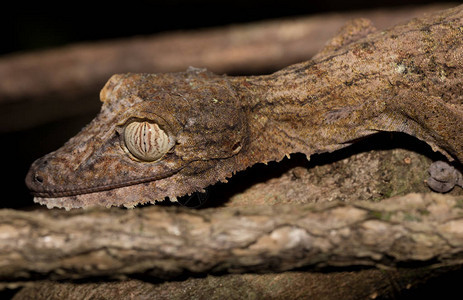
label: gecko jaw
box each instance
[30,157,242,210]
[26,165,185,198]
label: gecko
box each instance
[26,6,463,209]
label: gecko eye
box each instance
[124,121,173,162]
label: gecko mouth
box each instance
[26,166,185,198]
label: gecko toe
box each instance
[427,161,460,193]
[427,176,455,193]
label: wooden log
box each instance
[1,193,463,289]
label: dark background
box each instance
[2,0,445,56]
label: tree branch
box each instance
[1,193,463,289]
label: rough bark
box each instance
[2,192,463,290]
[0,4,454,132]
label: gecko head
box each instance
[26,68,248,209]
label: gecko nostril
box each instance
[35,175,44,183]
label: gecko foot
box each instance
[427,161,463,193]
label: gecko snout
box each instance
[25,157,52,195]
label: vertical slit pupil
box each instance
[142,123,147,153]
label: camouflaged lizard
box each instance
[26,6,463,209]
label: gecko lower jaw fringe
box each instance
[33,190,209,210]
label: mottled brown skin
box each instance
[26,6,463,209]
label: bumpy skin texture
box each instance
[26,6,463,209]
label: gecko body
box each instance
[27,7,463,209]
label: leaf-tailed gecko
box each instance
[26,6,463,209]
